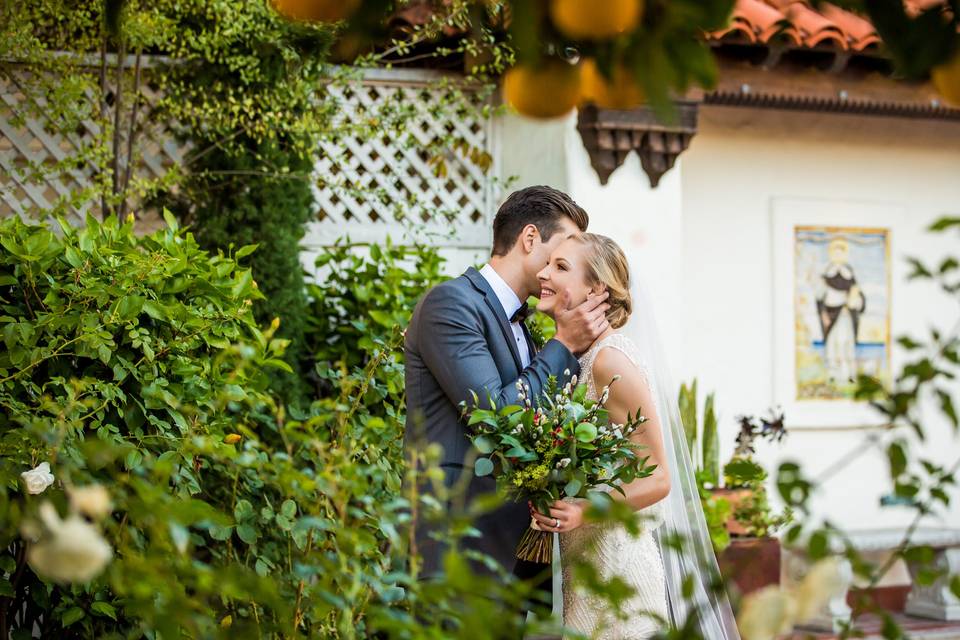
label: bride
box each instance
[530,233,740,640]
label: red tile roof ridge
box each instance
[389,0,945,57]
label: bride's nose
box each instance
[536,265,550,282]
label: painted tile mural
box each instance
[794,226,891,400]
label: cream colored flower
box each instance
[795,557,846,622]
[68,484,113,520]
[737,585,797,640]
[21,462,54,495]
[26,502,112,584]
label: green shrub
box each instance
[173,140,316,406]
[0,213,287,635]
[304,238,445,423]
[0,220,533,637]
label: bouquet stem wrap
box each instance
[516,520,552,563]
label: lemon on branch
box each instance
[503,59,582,119]
[580,58,645,109]
[931,50,960,107]
[550,0,643,40]
[270,0,361,23]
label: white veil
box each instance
[620,263,741,640]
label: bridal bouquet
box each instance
[462,373,653,563]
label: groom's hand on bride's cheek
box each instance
[554,290,611,356]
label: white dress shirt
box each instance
[479,263,531,368]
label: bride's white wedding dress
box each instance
[560,332,669,640]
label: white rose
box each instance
[21,462,55,495]
[26,502,112,584]
[737,586,797,640]
[795,557,847,622]
[68,485,113,520]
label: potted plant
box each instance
[679,381,732,552]
[679,383,792,596]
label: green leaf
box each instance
[808,530,829,559]
[231,270,254,297]
[936,389,958,430]
[368,310,393,327]
[473,435,494,454]
[928,217,960,232]
[281,500,297,518]
[564,478,582,497]
[235,244,259,259]
[62,607,85,627]
[142,300,167,321]
[263,358,293,373]
[906,258,932,280]
[234,499,254,521]
[887,442,908,477]
[90,602,116,620]
[0,581,13,597]
[724,457,764,484]
[209,524,233,541]
[574,422,597,442]
[474,457,494,477]
[64,246,83,268]
[162,208,179,232]
[236,524,258,545]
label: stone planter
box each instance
[718,536,781,597]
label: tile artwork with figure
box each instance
[793,226,891,400]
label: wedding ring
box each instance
[554,518,560,529]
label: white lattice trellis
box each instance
[1,64,499,249]
[0,65,186,224]
[308,68,498,249]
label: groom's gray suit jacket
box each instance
[404,267,580,577]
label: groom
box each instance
[404,186,611,598]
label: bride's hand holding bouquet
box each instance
[462,373,654,563]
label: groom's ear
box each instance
[518,223,539,254]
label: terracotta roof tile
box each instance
[707,0,902,52]
[390,0,945,56]
[818,4,881,50]
[713,0,794,44]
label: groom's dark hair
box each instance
[491,186,589,256]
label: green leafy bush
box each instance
[176,140,316,406]
[0,214,290,635]
[304,239,445,433]
[0,220,523,637]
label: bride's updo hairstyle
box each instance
[573,233,632,329]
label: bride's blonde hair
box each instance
[573,233,632,329]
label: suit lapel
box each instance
[463,268,524,374]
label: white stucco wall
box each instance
[511,105,960,535]
[679,107,960,531]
